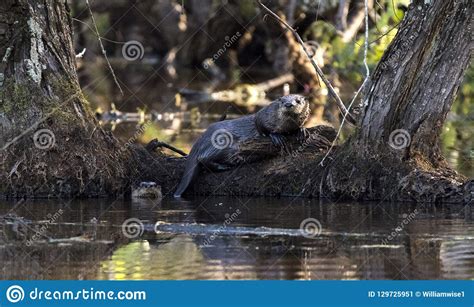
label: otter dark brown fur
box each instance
[174,94,310,197]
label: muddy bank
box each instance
[131,127,473,204]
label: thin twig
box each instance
[258,1,356,124]
[146,139,187,156]
[72,18,129,45]
[319,0,371,166]
[369,21,400,45]
[85,0,124,96]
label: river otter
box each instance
[174,94,310,197]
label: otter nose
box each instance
[284,101,295,108]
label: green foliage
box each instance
[452,65,474,117]
[237,0,258,20]
[94,13,110,36]
[302,0,472,120]
[303,1,406,85]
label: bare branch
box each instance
[320,0,371,166]
[85,0,124,96]
[146,139,187,156]
[258,1,356,124]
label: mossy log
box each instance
[131,122,472,204]
[130,125,339,198]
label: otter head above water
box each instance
[173,94,310,198]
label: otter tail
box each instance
[174,153,200,198]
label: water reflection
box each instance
[1,198,472,280]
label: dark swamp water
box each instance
[0,198,473,280]
[1,65,473,280]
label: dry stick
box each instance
[256,72,294,92]
[369,21,400,45]
[85,0,124,96]
[319,0,371,166]
[72,18,129,45]
[157,142,187,157]
[258,1,356,124]
[146,139,187,156]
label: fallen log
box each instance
[130,121,472,203]
[130,125,337,197]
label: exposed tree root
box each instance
[1,115,129,199]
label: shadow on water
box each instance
[1,197,473,280]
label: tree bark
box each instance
[324,0,473,202]
[0,0,128,198]
[359,0,471,158]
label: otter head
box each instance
[278,94,308,115]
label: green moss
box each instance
[0,76,94,128]
[48,78,96,125]
[0,78,40,115]
[49,77,81,98]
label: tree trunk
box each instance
[360,0,471,158]
[325,0,473,202]
[0,0,128,198]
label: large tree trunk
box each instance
[0,0,128,198]
[325,0,473,202]
[359,0,471,158]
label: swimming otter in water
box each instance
[174,94,310,197]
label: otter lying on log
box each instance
[174,94,311,198]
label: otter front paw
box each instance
[269,133,287,149]
[298,127,310,143]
